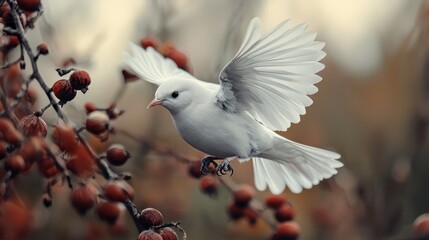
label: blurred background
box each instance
[17,0,429,239]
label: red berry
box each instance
[106,144,130,166]
[104,181,134,202]
[0,118,24,145]
[37,43,49,55]
[187,161,202,179]
[84,102,97,113]
[20,114,48,137]
[52,79,77,105]
[140,208,163,229]
[52,123,78,152]
[6,36,20,49]
[96,201,121,224]
[138,230,162,240]
[272,222,300,240]
[37,157,59,178]
[140,36,160,49]
[85,111,110,135]
[17,0,41,12]
[70,184,96,214]
[157,227,178,240]
[265,194,287,209]
[69,70,91,93]
[5,154,26,173]
[67,145,96,178]
[199,175,219,194]
[414,214,429,236]
[18,137,47,166]
[275,204,295,222]
[233,185,254,208]
[227,202,244,220]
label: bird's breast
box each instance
[171,107,253,158]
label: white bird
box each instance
[124,17,343,194]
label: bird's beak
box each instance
[147,99,163,109]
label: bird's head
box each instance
[147,79,195,113]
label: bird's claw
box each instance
[216,159,234,176]
[200,156,218,175]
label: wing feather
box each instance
[123,43,196,85]
[216,18,326,130]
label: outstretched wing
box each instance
[216,18,326,131]
[123,43,197,85]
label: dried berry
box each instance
[6,36,20,49]
[157,227,178,240]
[199,175,218,194]
[275,204,295,222]
[70,184,96,214]
[265,194,286,209]
[140,208,163,229]
[104,181,134,202]
[52,123,78,152]
[67,145,96,178]
[414,214,429,236]
[20,114,48,137]
[86,111,110,135]
[37,43,49,55]
[0,200,33,238]
[37,157,58,178]
[84,102,97,113]
[233,185,254,208]
[0,118,24,145]
[271,222,300,240]
[187,161,202,179]
[69,70,91,93]
[52,79,77,105]
[227,202,244,220]
[138,230,162,240]
[96,201,121,224]
[5,154,25,173]
[17,0,41,12]
[106,144,130,166]
[140,36,160,49]
[18,137,47,166]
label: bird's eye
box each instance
[171,91,179,99]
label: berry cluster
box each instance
[0,1,185,239]
[137,208,179,240]
[51,70,91,105]
[187,161,300,240]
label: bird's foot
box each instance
[200,156,219,175]
[216,158,234,176]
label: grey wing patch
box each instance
[215,70,238,113]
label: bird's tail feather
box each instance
[253,139,342,194]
